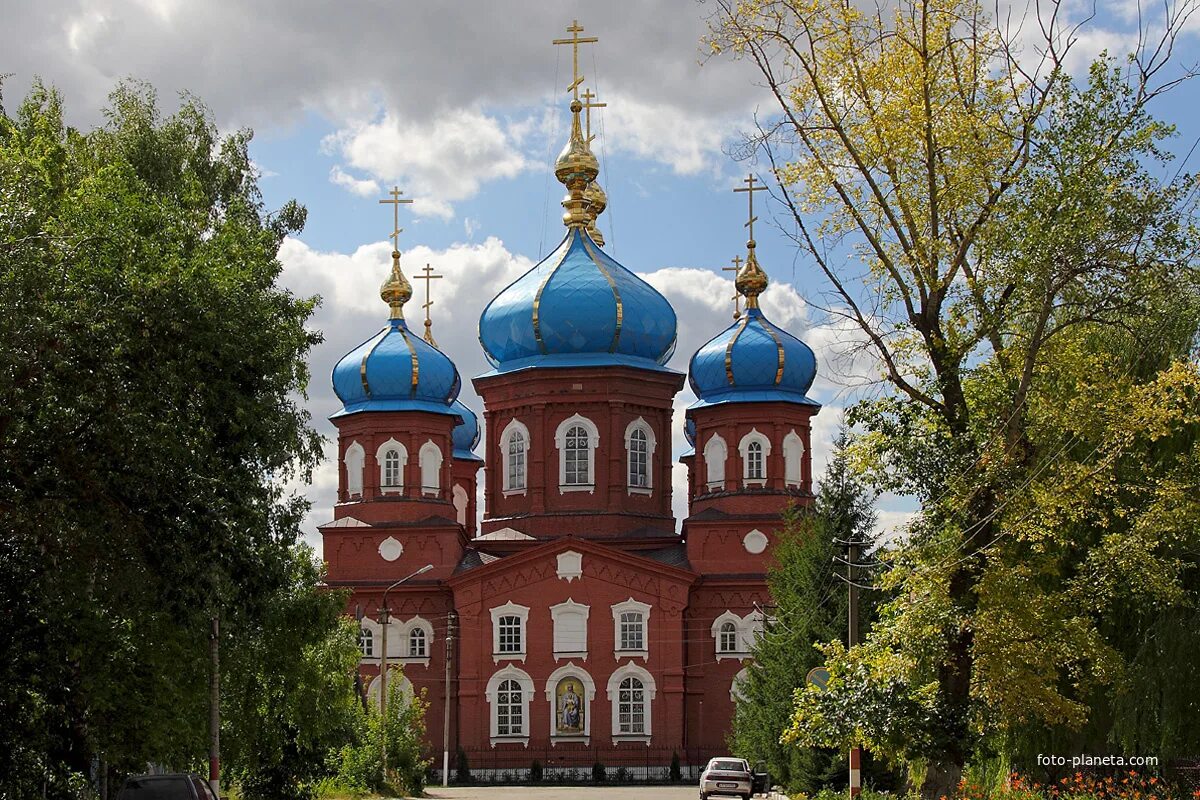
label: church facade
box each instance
[319,30,821,777]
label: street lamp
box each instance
[379,563,433,784]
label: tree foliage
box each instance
[0,78,347,796]
[708,0,1200,795]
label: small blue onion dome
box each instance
[688,245,819,409]
[478,227,678,369]
[331,252,462,418]
[684,416,697,447]
[450,399,483,461]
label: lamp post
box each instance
[378,563,433,785]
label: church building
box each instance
[319,21,821,778]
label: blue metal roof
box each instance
[688,307,819,408]
[332,318,462,418]
[478,228,678,368]
[450,399,484,462]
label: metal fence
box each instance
[445,746,726,784]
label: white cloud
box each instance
[323,107,529,217]
[328,165,380,198]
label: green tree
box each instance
[331,675,431,797]
[708,0,1199,795]
[0,78,329,796]
[732,428,881,795]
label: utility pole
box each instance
[378,564,434,786]
[442,611,456,787]
[847,535,862,799]
[209,615,220,799]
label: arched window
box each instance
[619,611,645,651]
[617,677,646,735]
[419,440,442,495]
[496,679,524,736]
[408,627,426,658]
[453,483,469,526]
[375,439,407,493]
[703,434,727,490]
[383,448,403,487]
[359,627,373,657]
[498,615,522,654]
[555,414,599,491]
[746,441,764,480]
[628,429,648,488]
[784,430,805,487]
[344,441,365,498]
[611,598,651,658]
[718,621,738,653]
[738,429,771,486]
[508,432,526,490]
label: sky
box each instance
[4,0,1198,554]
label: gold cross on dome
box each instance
[733,174,767,242]
[418,263,443,345]
[553,19,598,100]
[723,255,744,319]
[378,186,413,252]
[581,87,607,142]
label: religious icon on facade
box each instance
[555,677,584,733]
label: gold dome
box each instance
[380,251,413,320]
[555,100,600,186]
[735,245,769,308]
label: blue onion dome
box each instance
[684,416,697,447]
[477,98,677,372]
[450,399,483,461]
[331,251,462,418]
[688,246,819,409]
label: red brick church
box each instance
[319,24,821,779]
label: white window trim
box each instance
[375,438,408,494]
[500,418,531,496]
[702,433,727,491]
[731,666,751,702]
[783,429,805,488]
[550,599,590,661]
[711,611,750,661]
[452,483,469,526]
[485,664,534,746]
[418,439,442,496]
[544,663,596,744]
[606,662,656,744]
[743,609,766,652]
[610,598,651,661]
[400,615,434,668]
[490,602,530,664]
[738,428,772,487]
[367,671,413,711]
[358,626,374,659]
[624,417,657,494]
[555,413,599,494]
[344,440,366,498]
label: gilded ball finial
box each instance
[556,99,599,228]
[380,250,413,320]
[736,245,769,309]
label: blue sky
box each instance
[5,0,1198,550]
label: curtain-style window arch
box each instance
[784,430,805,487]
[703,434,727,489]
[564,425,590,485]
[508,431,526,490]
[419,440,442,495]
[617,677,646,734]
[344,441,365,497]
[496,679,524,736]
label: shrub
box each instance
[614,767,633,782]
[671,751,682,782]
[455,747,470,783]
[592,762,606,782]
[530,760,543,782]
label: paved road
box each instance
[424,786,703,800]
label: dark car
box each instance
[117,774,217,800]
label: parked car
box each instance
[117,774,217,800]
[700,756,753,800]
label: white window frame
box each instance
[485,665,534,745]
[738,429,771,487]
[610,598,651,660]
[624,417,657,494]
[374,438,407,494]
[555,413,599,493]
[550,599,590,661]
[702,434,727,491]
[731,666,750,702]
[344,441,366,498]
[544,663,596,744]
[453,483,469,526]
[783,429,805,487]
[400,615,433,667]
[711,611,749,661]
[606,662,656,743]
[500,419,530,496]
[418,440,442,496]
[359,626,374,658]
[490,602,530,664]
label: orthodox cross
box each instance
[733,174,767,243]
[723,255,744,319]
[378,186,413,252]
[418,263,443,346]
[553,20,598,99]
[581,87,606,142]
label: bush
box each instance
[455,746,470,783]
[671,751,683,782]
[613,767,633,782]
[329,676,431,797]
[592,762,606,782]
[530,760,543,782]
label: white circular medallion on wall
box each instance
[378,536,403,562]
[743,529,768,555]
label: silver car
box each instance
[700,757,753,800]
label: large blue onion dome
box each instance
[478,228,678,370]
[331,252,462,418]
[478,98,677,373]
[450,399,483,461]
[688,246,820,409]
